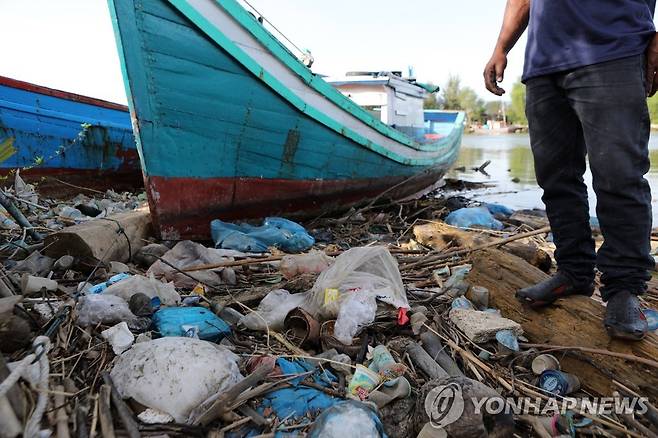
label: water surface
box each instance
[448,134,658,224]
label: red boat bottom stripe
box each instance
[146,172,445,240]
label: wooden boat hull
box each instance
[109,0,464,239]
[147,170,447,238]
[0,76,141,195]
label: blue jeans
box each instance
[526,55,653,300]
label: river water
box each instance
[448,134,658,224]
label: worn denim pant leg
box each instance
[526,56,653,300]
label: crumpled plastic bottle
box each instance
[307,400,387,437]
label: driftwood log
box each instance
[44,209,152,264]
[503,241,552,273]
[412,222,552,272]
[467,249,658,402]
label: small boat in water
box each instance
[108,0,464,239]
[0,76,141,195]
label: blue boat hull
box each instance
[109,0,464,239]
[0,76,141,194]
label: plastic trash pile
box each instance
[240,246,409,346]
[1,178,657,438]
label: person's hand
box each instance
[646,33,658,96]
[484,50,507,95]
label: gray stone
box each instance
[449,309,522,343]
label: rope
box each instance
[241,0,306,57]
[101,217,132,261]
[0,336,51,438]
[0,354,34,397]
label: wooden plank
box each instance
[467,249,658,402]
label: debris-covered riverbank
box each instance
[1,175,658,438]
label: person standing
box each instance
[484,0,656,340]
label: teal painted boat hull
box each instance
[108,0,464,239]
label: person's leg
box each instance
[517,75,596,307]
[566,55,652,339]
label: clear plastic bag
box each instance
[240,248,408,335]
[304,246,408,319]
[307,400,386,438]
[76,294,136,327]
[103,274,180,306]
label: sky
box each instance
[0,0,525,105]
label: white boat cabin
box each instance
[327,72,434,138]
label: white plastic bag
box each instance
[110,337,243,423]
[333,292,377,345]
[104,274,180,306]
[239,289,308,331]
[304,246,408,318]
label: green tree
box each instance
[458,87,486,124]
[423,83,441,109]
[441,75,462,110]
[648,93,658,122]
[485,100,504,121]
[507,79,527,125]
[439,75,486,123]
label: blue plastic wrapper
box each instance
[152,307,231,341]
[643,308,658,331]
[258,358,338,420]
[495,329,519,352]
[211,217,314,253]
[451,297,474,310]
[484,203,514,217]
[307,400,387,438]
[445,207,504,230]
[88,273,131,294]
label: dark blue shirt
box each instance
[523,0,656,81]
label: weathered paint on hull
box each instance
[0,76,142,194]
[109,0,464,239]
[148,168,447,240]
[0,166,143,198]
